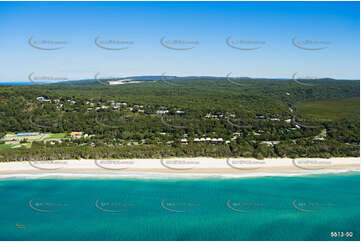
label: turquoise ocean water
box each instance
[0,173,359,241]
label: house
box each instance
[260,141,280,146]
[270,118,280,121]
[313,129,327,141]
[70,132,82,138]
[284,119,292,123]
[68,100,76,105]
[211,138,224,144]
[156,110,169,114]
[36,96,50,102]
[181,138,188,144]
[313,137,325,141]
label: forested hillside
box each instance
[0,77,359,161]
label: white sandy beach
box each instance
[0,157,359,179]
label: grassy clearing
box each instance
[296,97,360,120]
[0,144,13,149]
[44,133,68,140]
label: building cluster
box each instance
[36,97,186,115]
[204,113,236,119]
[180,137,231,145]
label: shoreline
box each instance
[0,157,359,179]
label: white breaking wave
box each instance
[0,169,359,180]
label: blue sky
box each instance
[0,1,359,82]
